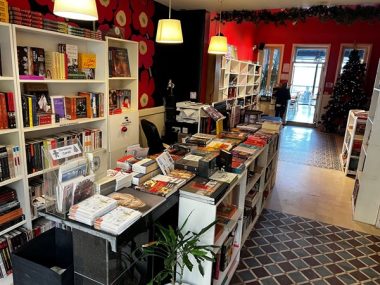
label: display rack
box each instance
[178,132,280,284]
[208,55,262,110]
[340,109,367,176]
[106,37,140,168]
[353,59,380,226]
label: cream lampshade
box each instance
[156,0,183,44]
[54,0,98,21]
[208,1,227,55]
[156,19,183,43]
[208,35,228,54]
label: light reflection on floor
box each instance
[286,104,315,124]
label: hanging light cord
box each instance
[169,0,172,19]
[218,0,222,35]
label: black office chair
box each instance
[141,119,166,155]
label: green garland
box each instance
[217,5,380,25]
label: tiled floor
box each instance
[233,126,380,284]
[232,209,380,285]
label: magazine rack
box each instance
[42,139,95,219]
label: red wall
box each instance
[208,14,380,95]
[255,18,380,94]
[209,12,257,61]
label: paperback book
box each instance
[180,177,228,204]
[136,174,186,197]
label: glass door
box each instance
[259,46,282,98]
[286,47,328,125]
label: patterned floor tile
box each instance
[233,209,380,284]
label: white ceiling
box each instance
[155,0,380,11]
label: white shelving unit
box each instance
[178,132,280,285]
[106,37,139,168]
[340,109,367,176]
[353,59,380,226]
[210,56,262,110]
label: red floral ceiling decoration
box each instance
[131,0,155,37]
[139,70,155,109]
[131,34,155,69]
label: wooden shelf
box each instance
[0,129,19,136]
[0,220,27,236]
[23,117,106,133]
[19,79,105,84]
[1,273,13,285]
[213,247,240,285]
[27,165,60,179]
[0,176,23,188]
[213,210,242,253]
[0,76,15,81]
[109,77,137,80]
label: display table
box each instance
[39,188,179,285]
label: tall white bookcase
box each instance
[340,109,367,176]
[353,59,380,226]
[209,55,262,110]
[0,23,140,247]
[106,37,139,168]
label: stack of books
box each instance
[136,174,187,197]
[0,92,16,129]
[69,194,117,226]
[0,145,22,181]
[43,18,67,33]
[9,7,43,28]
[106,169,133,190]
[180,177,228,204]
[130,158,161,185]
[0,186,24,231]
[94,206,142,235]
[0,0,8,23]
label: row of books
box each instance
[0,0,8,23]
[0,186,23,232]
[17,45,96,80]
[8,6,42,28]
[0,145,22,182]
[8,6,102,40]
[0,219,55,280]
[25,128,103,174]
[21,91,104,128]
[0,92,16,129]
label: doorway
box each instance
[286,45,329,125]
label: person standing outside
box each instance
[273,81,291,122]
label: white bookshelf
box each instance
[340,109,367,176]
[106,37,140,168]
[353,59,380,225]
[210,55,262,110]
[178,132,280,284]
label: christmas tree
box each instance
[322,49,368,133]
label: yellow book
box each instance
[28,97,33,127]
[78,53,96,69]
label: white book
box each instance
[132,158,159,174]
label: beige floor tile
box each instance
[266,160,380,236]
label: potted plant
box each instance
[142,214,217,285]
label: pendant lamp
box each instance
[208,1,227,55]
[54,0,98,21]
[156,0,183,44]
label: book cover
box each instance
[23,83,51,114]
[210,171,238,184]
[17,46,29,75]
[31,47,45,77]
[180,177,228,203]
[110,47,131,77]
[136,175,186,197]
[78,53,96,79]
[51,96,65,119]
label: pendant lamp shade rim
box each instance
[156,19,184,44]
[53,0,98,21]
[208,35,228,55]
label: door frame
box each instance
[288,44,331,125]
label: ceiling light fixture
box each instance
[156,0,183,44]
[208,0,228,55]
[53,0,98,21]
